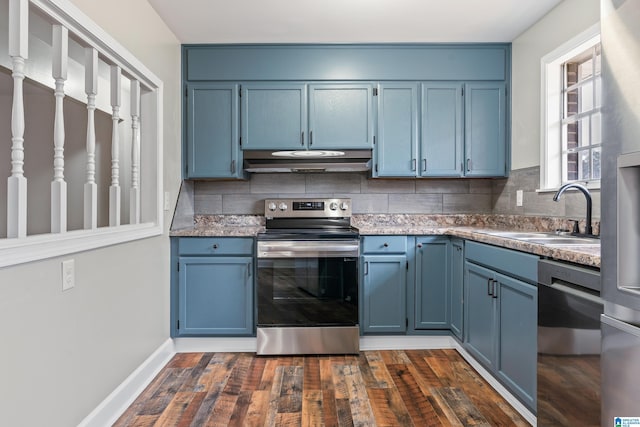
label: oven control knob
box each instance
[329,202,338,211]
[340,202,349,211]
[278,202,288,211]
[268,202,277,212]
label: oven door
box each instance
[256,239,359,327]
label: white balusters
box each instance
[51,25,68,233]
[84,48,98,230]
[7,0,29,239]
[109,65,121,226]
[129,79,141,225]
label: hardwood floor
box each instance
[114,349,530,426]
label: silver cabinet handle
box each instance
[364,261,369,275]
[492,280,498,298]
[412,159,416,171]
[467,158,472,171]
[301,131,304,146]
[310,130,313,146]
[230,160,236,174]
[423,159,427,171]
[487,278,492,296]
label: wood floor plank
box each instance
[167,353,207,369]
[387,363,444,426]
[319,359,339,427]
[302,389,324,427]
[356,352,379,388]
[341,364,377,426]
[405,350,442,387]
[278,365,304,413]
[258,358,280,391]
[435,386,491,426]
[175,392,206,427]
[303,357,321,391]
[364,351,394,388]
[189,354,238,426]
[335,398,355,427]
[179,353,214,393]
[243,390,269,427]
[227,390,253,427]
[204,392,238,427]
[242,356,267,391]
[152,391,195,427]
[264,366,285,427]
[223,353,253,395]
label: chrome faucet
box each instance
[552,183,593,236]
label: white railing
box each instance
[0,0,163,267]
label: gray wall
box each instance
[510,0,600,170]
[0,0,182,426]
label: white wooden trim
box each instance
[0,223,162,268]
[129,79,141,225]
[83,47,98,230]
[174,337,258,353]
[109,65,121,227]
[51,24,68,234]
[359,335,454,350]
[77,339,175,427]
[29,0,161,90]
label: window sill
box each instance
[537,181,601,193]
[0,222,163,268]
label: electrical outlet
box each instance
[516,190,523,207]
[62,259,75,291]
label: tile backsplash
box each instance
[189,166,600,221]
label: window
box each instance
[540,24,601,190]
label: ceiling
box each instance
[147,0,563,44]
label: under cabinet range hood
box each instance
[242,150,372,173]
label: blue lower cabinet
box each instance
[177,256,253,336]
[171,237,254,337]
[413,236,450,330]
[361,254,407,334]
[464,255,537,411]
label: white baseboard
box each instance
[77,338,175,427]
[360,335,454,350]
[174,337,258,353]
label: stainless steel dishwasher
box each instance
[537,259,602,426]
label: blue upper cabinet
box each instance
[240,83,373,151]
[308,83,374,149]
[420,83,463,177]
[185,83,242,178]
[464,82,506,177]
[240,84,308,150]
[374,83,419,177]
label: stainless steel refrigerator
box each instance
[601,0,640,424]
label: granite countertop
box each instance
[170,214,601,268]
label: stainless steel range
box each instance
[256,198,359,355]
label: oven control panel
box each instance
[264,198,352,218]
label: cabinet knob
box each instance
[383,242,389,248]
[212,244,219,249]
[417,243,423,248]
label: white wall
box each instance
[511,0,600,170]
[0,1,181,426]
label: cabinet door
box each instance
[420,83,463,177]
[362,255,407,333]
[375,83,418,177]
[464,261,497,369]
[496,273,537,410]
[186,83,241,178]
[178,256,253,336]
[414,237,450,329]
[450,238,464,339]
[308,83,374,149]
[464,82,506,177]
[241,83,307,150]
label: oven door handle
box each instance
[257,240,359,258]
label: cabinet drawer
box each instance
[178,237,254,256]
[361,236,407,254]
[465,241,538,284]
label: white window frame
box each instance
[540,23,600,191]
[0,0,163,268]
